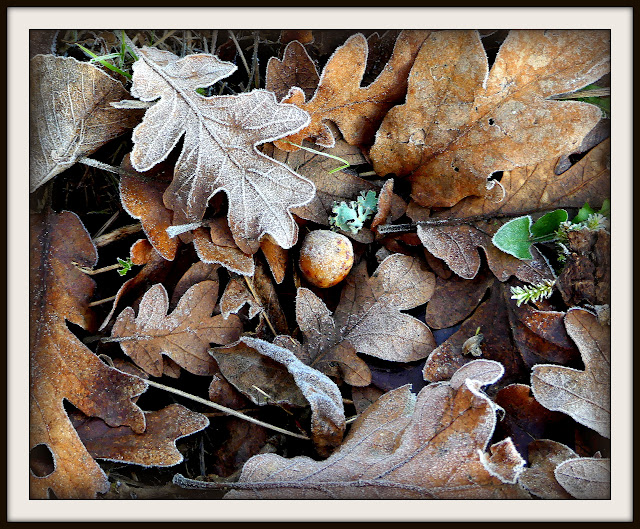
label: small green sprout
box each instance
[510,279,556,307]
[329,190,378,234]
[116,257,133,276]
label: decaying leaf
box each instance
[293,254,435,386]
[266,40,320,101]
[212,337,346,456]
[413,138,609,280]
[518,439,578,499]
[213,360,528,498]
[70,404,209,467]
[555,457,611,499]
[260,236,288,284]
[275,30,430,150]
[111,281,242,377]
[30,55,141,192]
[119,154,179,261]
[129,46,315,253]
[30,209,147,498]
[371,30,610,207]
[170,262,220,308]
[219,276,263,320]
[531,308,610,438]
[192,221,255,277]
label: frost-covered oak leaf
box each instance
[129,47,315,253]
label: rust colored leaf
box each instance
[294,254,436,386]
[531,308,610,438]
[260,236,288,284]
[266,40,319,101]
[30,209,147,499]
[129,46,315,252]
[193,223,255,277]
[119,153,179,261]
[518,439,577,499]
[275,30,430,150]
[370,178,395,231]
[219,277,263,320]
[170,262,220,308]
[29,55,141,192]
[223,360,528,498]
[111,281,242,377]
[555,457,611,499]
[212,337,346,456]
[371,30,610,207]
[280,30,314,46]
[70,404,208,467]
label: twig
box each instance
[243,276,277,336]
[93,223,142,247]
[78,157,123,175]
[142,378,309,440]
[75,262,121,275]
[228,30,251,79]
[93,211,120,239]
[88,295,117,307]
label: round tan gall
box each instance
[298,230,354,288]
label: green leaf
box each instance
[598,198,610,218]
[491,216,534,260]
[572,202,596,224]
[530,209,568,239]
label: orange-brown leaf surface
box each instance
[119,154,179,261]
[275,30,430,150]
[111,281,242,377]
[29,55,141,192]
[129,46,315,253]
[531,308,610,438]
[192,220,255,276]
[217,360,528,498]
[70,404,209,467]
[219,277,263,320]
[370,30,610,207]
[293,254,435,386]
[414,139,609,280]
[30,209,147,498]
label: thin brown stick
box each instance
[93,223,142,247]
[88,295,117,307]
[243,276,277,336]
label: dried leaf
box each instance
[371,30,610,207]
[518,439,577,499]
[260,236,288,284]
[192,221,255,276]
[219,277,263,320]
[555,457,611,499]
[170,262,220,308]
[119,153,179,261]
[223,360,528,498]
[266,40,319,101]
[295,254,436,386]
[212,337,346,456]
[111,281,242,377]
[531,308,610,438]
[129,46,315,252]
[251,258,290,336]
[70,404,208,467]
[275,30,430,150]
[29,55,141,192]
[30,209,146,498]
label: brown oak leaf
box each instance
[219,276,263,320]
[111,281,242,377]
[291,254,436,386]
[30,209,147,499]
[531,308,610,438]
[413,138,609,280]
[192,219,255,276]
[211,360,528,499]
[170,262,220,309]
[370,30,610,207]
[30,55,142,192]
[119,153,179,261]
[70,403,209,467]
[266,40,319,102]
[128,46,315,253]
[211,336,346,456]
[554,456,611,499]
[274,30,430,150]
[518,439,578,499]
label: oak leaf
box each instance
[288,254,435,386]
[219,277,263,320]
[170,262,220,309]
[266,40,319,102]
[211,336,346,456]
[274,30,430,150]
[370,30,610,207]
[216,360,529,499]
[29,55,141,192]
[531,308,610,438]
[70,403,209,467]
[518,439,578,499]
[30,209,147,499]
[128,46,315,253]
[111,281,242,377]
[414,139,609,280]
[192,220,255,276]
